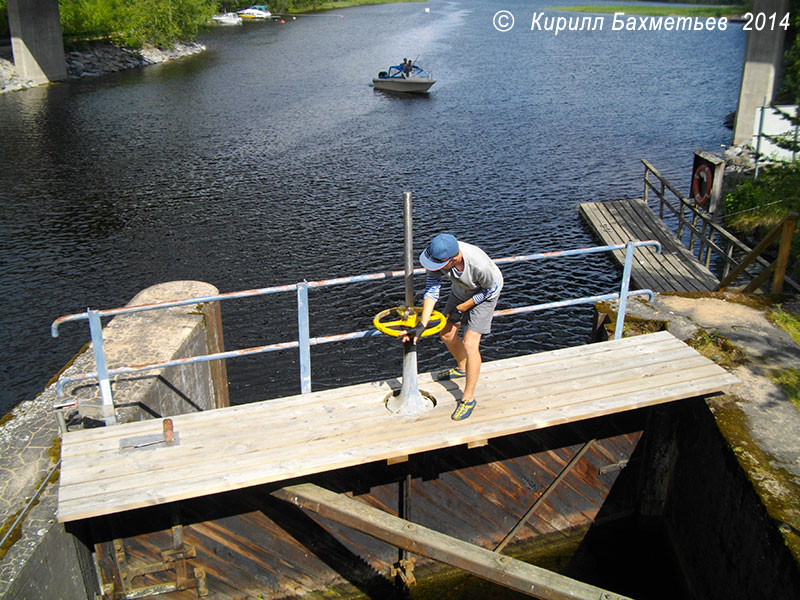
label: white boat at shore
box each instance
[211,12,243,25]
[237,4,272,19]
[373,63,436,94]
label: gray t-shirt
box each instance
[423,241,503,304]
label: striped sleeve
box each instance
[422,273,442,301]
[471,282,500,305]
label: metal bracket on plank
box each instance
[119,418,180,452]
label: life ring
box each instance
[692,163,713,208]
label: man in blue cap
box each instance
[403,233,503,421]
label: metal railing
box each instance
[51,240,660,426]
[642,158,800,292]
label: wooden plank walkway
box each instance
[58,331,739,522]
[579,199,719,292]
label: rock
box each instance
[0,41,207,94]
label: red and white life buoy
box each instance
[692,163,713,208]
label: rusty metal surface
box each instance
[88,413,645,599]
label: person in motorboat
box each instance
[402,58,412,77]
[401,233,503,421]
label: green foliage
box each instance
[58,0,218,48]
[782,10,800,103]
[772,368,800,412]
[725,162,800,225]
[768,305,800,346]
[724,163,800,282]
[59,0,117,42]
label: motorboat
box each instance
[211,12,243,25]
[237,4,272,19]
[373,63,436,93]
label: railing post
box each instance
[87,309,116,426]
[754,98,766,180]
[643,164,649,205]
[722,240,733,281]
[704,227,716,268]
[772,213,798,293]
[403,192,414,309]
[614,241,635,340]
[297,281,311,394]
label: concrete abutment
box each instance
[0,281,227,599]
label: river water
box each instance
[0,0,745,415]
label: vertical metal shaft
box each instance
[754,97,766,180]
[403,192,414,309]
[387,191,433,418]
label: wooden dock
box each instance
[58,331,738,523]
[579,199,719,292]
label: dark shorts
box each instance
[443,294,499,335]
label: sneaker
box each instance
[436,367,466,381]
[451,399,477,421]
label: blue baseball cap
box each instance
[420,233,459,270]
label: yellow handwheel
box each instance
[373,306,447,338]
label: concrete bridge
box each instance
[6,0,67,85]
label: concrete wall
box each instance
[62,280,229,427]
[0,281,227,600]
[6,0,66,85]
[641,399,800,599]
[733,0,791,145]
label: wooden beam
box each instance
[272,483,634,600]
[772,213,797,293]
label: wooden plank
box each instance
[57,332,738,522]
[59,342,736,520]
[272,483,635,600]
[582,201,674,291]
[58,337,691,469]
[615,199,717,290]
[59,334,685,458]
[609,200,712,292]
[579,201,668,291]
[62,356,707,498]
[58,353,712,493]
[594,200,705,291]
[578,199,719,292]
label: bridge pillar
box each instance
[732,0,790,145]
[6,0,67,85]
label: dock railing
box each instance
[51,240,660,427]
[642,158,799,293]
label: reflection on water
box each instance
[0,0,745,414]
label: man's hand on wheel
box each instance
[402,322,426,343]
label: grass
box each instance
[768,306,800,412]
[547,5,747,18]
[686,329,747,370]
[768,305,800,346]
[772,368,800,411]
